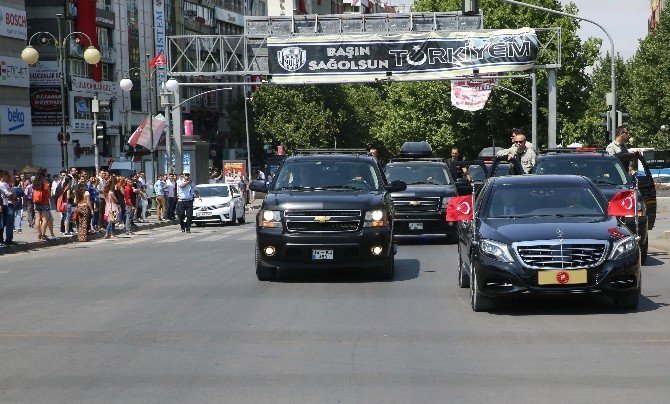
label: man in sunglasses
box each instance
[606,127,631,155]
[497,133,537,174]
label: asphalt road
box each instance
[1,214,670,402]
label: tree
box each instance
[627,7,670,148]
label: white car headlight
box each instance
[215,202,230,209]
[608,236,637,260]
[480,239,514,263]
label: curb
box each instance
[0,220,174,256]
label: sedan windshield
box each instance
[385,165,453,185]
[534,158,629,185]
[486,185,605,218]
[197,186,230,198]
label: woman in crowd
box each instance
[114,176,126,231]
[89,176,100,233]
[138,184,149,222]
[103,177,119,239]
[12,177,25,234]
[32,172,51,241]
[60,177,74,236]
[74,179,93,242]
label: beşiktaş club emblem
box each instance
[277,47,307,72]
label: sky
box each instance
[559,0,651,59]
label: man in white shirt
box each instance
[0,171,17,246]
[176,171,198,233]
[165,173,176,220]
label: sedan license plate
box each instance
[538,269,587,285]
[312,249,334,260]
[409,222,423,230]
[195,211,212,217]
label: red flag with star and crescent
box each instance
[148,52,167,68]
[446,196,474,221]
[608,190,636,217]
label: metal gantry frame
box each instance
[163,12,562,174]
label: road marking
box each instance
[155,235,194,243]
[115,238,148,245]
[199,234,232,242]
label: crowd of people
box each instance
[0,167,182,248]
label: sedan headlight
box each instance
[608,236,637,260]
[364,209,388,227]
[215,202,230,209]
[480,239,514,263]
[260,209,281,228]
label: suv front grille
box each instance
[392,197,440,213]
[284,209,361,233]
[513,240,609,269]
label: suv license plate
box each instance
[409,222,423,230]
[312,249,334,260]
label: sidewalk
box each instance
[0,199,263,256]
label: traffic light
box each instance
[616,111,630,128]
[95,121,107,141]
[599,112,611,131]
[462,0,479,15]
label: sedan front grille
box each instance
[513,240,609,269]
[284,209,361,233]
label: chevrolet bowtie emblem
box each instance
[409,201,421,206]
[556,227,564,239]
[314,216,331,223]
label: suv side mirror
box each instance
[386,180,407,193]
[249,180,268,192]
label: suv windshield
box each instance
[274,160,382,191]
[486,185,604,218]
[534,157,629,185]
[385,164,453,185]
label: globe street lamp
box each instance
[21,13,101,171]
[119,55,161,185]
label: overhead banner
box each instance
[451,79,496,111]
[268,28,538,84]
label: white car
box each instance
[192,183,246,226]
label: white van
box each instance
[108,160,140,178]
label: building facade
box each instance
[651,0,665,30]
[0,0,31,171]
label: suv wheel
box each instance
[255,245,276,281]
[470,259,494,312]
[458,243,469,288]
[378,252,395,281]
[640,236,649,265]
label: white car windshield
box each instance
[197,186,230,198]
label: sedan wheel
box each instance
[230,208,238,226]
[470,259,494,312]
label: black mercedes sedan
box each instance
[457,175,641,312]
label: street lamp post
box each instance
[499,0,617,142]
[120,54,159,184]
[21,13,101,171]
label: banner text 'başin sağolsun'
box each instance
[267,28,539,84]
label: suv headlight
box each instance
[480,239,514,263]
[441,197,451,209]
[608,236,637,260]
[260,209,281,228]
[364,209,388,227]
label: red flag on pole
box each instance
[148,52,167,68]
[608,190,636,217]
[446,196,474,221]
[76,0,101,81]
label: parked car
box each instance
[457,175,641,312]
[192,183,246,226]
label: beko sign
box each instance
[0,105,32,135]
[0,6,27,40]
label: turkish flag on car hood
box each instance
[446,196,474,221]
[608,190,636,217]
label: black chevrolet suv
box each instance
[248,149,406,281]
[384,142,460,242]
[534,150,656,264]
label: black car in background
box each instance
[249,149,406,281]
[534,151,656,264]
[384,142,459,242]
[458,175,641,312]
